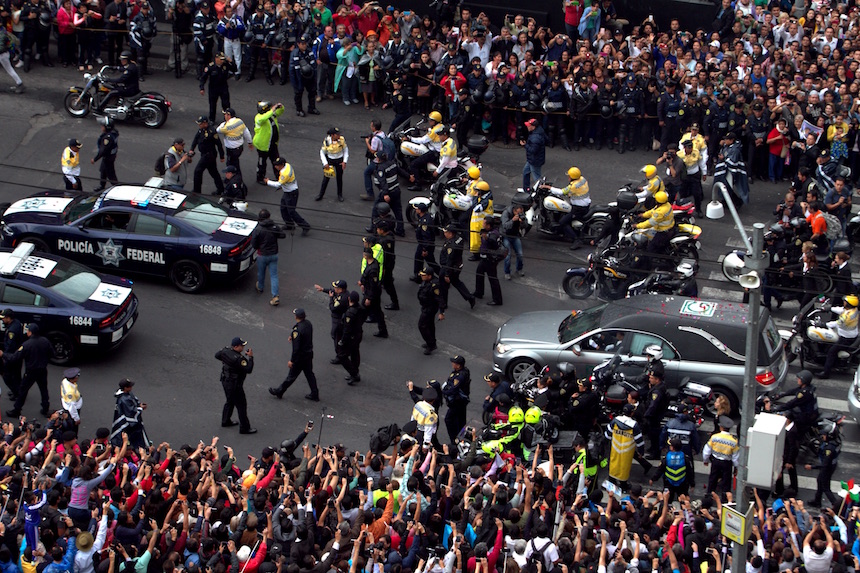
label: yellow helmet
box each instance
[524,406,542,425]
[508,406,524,424]
[476,181,490,192]
[641,164,657,179]
[655,190,669,204]
[323,165,335,178]
[846,295,859,307]
[429,111,443,123]
[467,166,481,179]
[567,167,581,180]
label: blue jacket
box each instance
[525,126,547,167]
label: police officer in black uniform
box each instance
[289,35,319,117]
[375,222,399,311]
[417,265,443,355]
[215,336,256,434]
[313,279,348,360]
[746,101,770,181]
[544,76,570,151]
[806,431,840,507]
[596,79,617,150]
[220,165,246,206]
[338,291,366,385]
[569,75,595,151]
[771,369,818,437]
[4,323,53,417]
[92,118,119,190]
[190,116,225,195]
[617,73,643,154]
[704,91,731,170]
[245,4,275,84]
[567,377,600,436]
[657,79,682,152]
[371,152,406,236]
[727,99,747,143]
[277,10,303,84]
[643,367,669,459]
[192,1,217,81]
[452,88,479,148]
[359,248,387,338]
[200,52,236,122]
[439,224,475,312]
[129,3,157,76]
[442,356,470,443]
[386,77,411,135]
[0,310,23,401]
[269,308,318,401]
[411,202,437,282]
[97,51,139,112]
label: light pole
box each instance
[706,182,766,573]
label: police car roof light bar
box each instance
[0,242,36,276]
[131,188,157,208]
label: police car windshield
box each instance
[63,195,100,223]
[173,195,229,234]
[42,259,103,304]
[558,304,606,344]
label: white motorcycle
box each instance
[392,115,488,183]
[407,173,473,229]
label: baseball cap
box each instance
[484,372,500,383]
[293,308,306,318]
[710,40,720,48]
[223,107,236,115]
[223,165,238,174]
[196,115,209,123]
[450,355,466,366]
[524,118,537,127]
[231,336,247,346]
[69,138,82,148]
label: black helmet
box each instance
[380,55,394,69]
[257,101,271,113]
[797,370,813,386]
[299,60,314,78]
[376,202,391,216]
[600,105,613,118]
[119,50,132,60]
[484,90,496,104]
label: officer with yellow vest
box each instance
[702,415,739,496]
[636,164,666,208]
[361,236,384,280]
[217,108,252,177]
[408,384,439,447]
[317,126,349,201]
[544,167,590,249]
[469,181,493,254]
[253,101,284,184]
[61,139,82,191]
[604,403,646,490]
[818,294,859,378]
[678,138,707,217]
[435,127,459,178]
[60,367,83,432]
[265,157,311,235]
[636,190,674,267]
[406,111,445,189]
[679,123,708,161]
[569,435,598,495]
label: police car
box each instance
[0,242,138,364]
[0,180,258,293]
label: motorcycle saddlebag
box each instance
[605,384,627,405]
[616,190,639,211]
[466,135,490,156]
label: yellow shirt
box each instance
[61,146,81,177]
[637,202,674,232]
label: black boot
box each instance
[560,134,571,152]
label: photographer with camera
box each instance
[162,136,193,191]
[655,143,684,203]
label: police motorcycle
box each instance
[405,171,473,229]
[755,381,843,458]
[779,295,860,370]
[562,250,643,300]
[520,177,613,243]
[625,260,699,298]
[391,115,488,181]
[64,66,170,128]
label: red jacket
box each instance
[441,73,466,99]
[57,7,75,35]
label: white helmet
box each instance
[675,261,696,279]
[644,344,663,361]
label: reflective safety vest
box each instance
[440,137,458,159]
[322,135,347,158]
[643,175,665,196]
[638,202,675,232]
[573,448,597,478]
[563,177,591,207]
[706,431,739,461]
[606,415,642,482]
[664,450,687,486]
[411,400,438,426]
[61,379,81,404]
[361,243,384,279]
[427,123,445,145]
[837,307,859,338]
[276,163,298,192]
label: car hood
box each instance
[498,310,570,345]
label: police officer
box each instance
[129,3,157,76]
[596,79,617,150]
[411,202,437,282]
[643,367,668,459]
[290,35,319,117]
[317,127,347,201]
[452,87,479,148]
[61,139,82,191]
[636,190,674,268]
[442,356,470,443]
[704,91,731,171]
[0,310,23,401]
[544,167,590,248]
[359,248,388,338]
[746,102,770,181]
[818,295,859,378]
[338,291,366,385]
[217,108,252,176]
[371,152,406,236]
[3,323,53,418]
[269,308,319,401]
[386,77,411,135]
[569,76,595,151]
[805,431,840,507]
[473,217,503,306]
[97,51,139,113]
[245,4,274,84]
[375,222,399,311]
[660,404,700,459]
[192,1,216,81]
[657,79,682,152]
[405,111,445,189]
[570,435,598,494]
[678,138,706,217]
[605,403,646,490]
[190,116,225,195]
[567,378,600,436]
[727,99,747,143]
[702,416,739,496]
[200,52,236,123]
[544,76,570,151]
[417,265,443,355]
[277,9,302,84]
[617,73,643,154]
[653,438,694,500]
[253,101,284,184]
[220,165,247,206]
[439,225,475,312]
[215,336,256,434]
[313,279,348,359]
[265,157,311,235]
[771,370,818,436]
[91,117,119,191]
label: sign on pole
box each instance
[721,503,754,544]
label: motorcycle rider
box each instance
[129,3,156,76]
[647,260,697,297]
[631,344,665,390]
[435,127,459,180]
[245,4,275,84]
[542,167,590,250]
[617,73,643,154]
[636,190,675,269]
[290,35,319,117]
[636,164,666,206]
[96,51,139,113]
[405,110,445,190]
[192,1,217,81]
[569,75,595,151]
[816,294,859,379]
[768,370,818,437]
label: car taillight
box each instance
[756,370,777,386]
[100,293,131,329]
[229,237,250,257]
[99,315,114,328]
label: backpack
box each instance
[374,133,397,161]
[154,152,168,176]
[818,211,842,241]
[369,423,400,454]
[529,540,552,567]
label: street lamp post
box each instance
[706,183,767,573]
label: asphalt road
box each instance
[0,39,855,498]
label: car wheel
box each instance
[47,331,75,365]
[706,386,739,417]
[170,260,206,293]
[507,358,540,385]
[22,237,51,253]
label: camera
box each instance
[186,150,195,158]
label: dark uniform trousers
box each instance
[14,367,49,414]
[814,461,839,505]
[194,153,225,195]
[221,380,250,429]
[337,335,362,379]
[418,306,437,348]
[226,146,243,174]
[256,142,279,182]
[277,354,318,397]
[474,258,502,303]
[319,156,344,197]
[99,157,118,190]
[279,190,310,230]
[707,457,734,496]
[329,316,343,354]
[413,246,437,276]
[441,270,471,307]
[381,267,398,307]
[445,400,468,444]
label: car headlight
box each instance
[495,343,512,354]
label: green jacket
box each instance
[252,106,284,152]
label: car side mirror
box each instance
[571,344,581,353]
